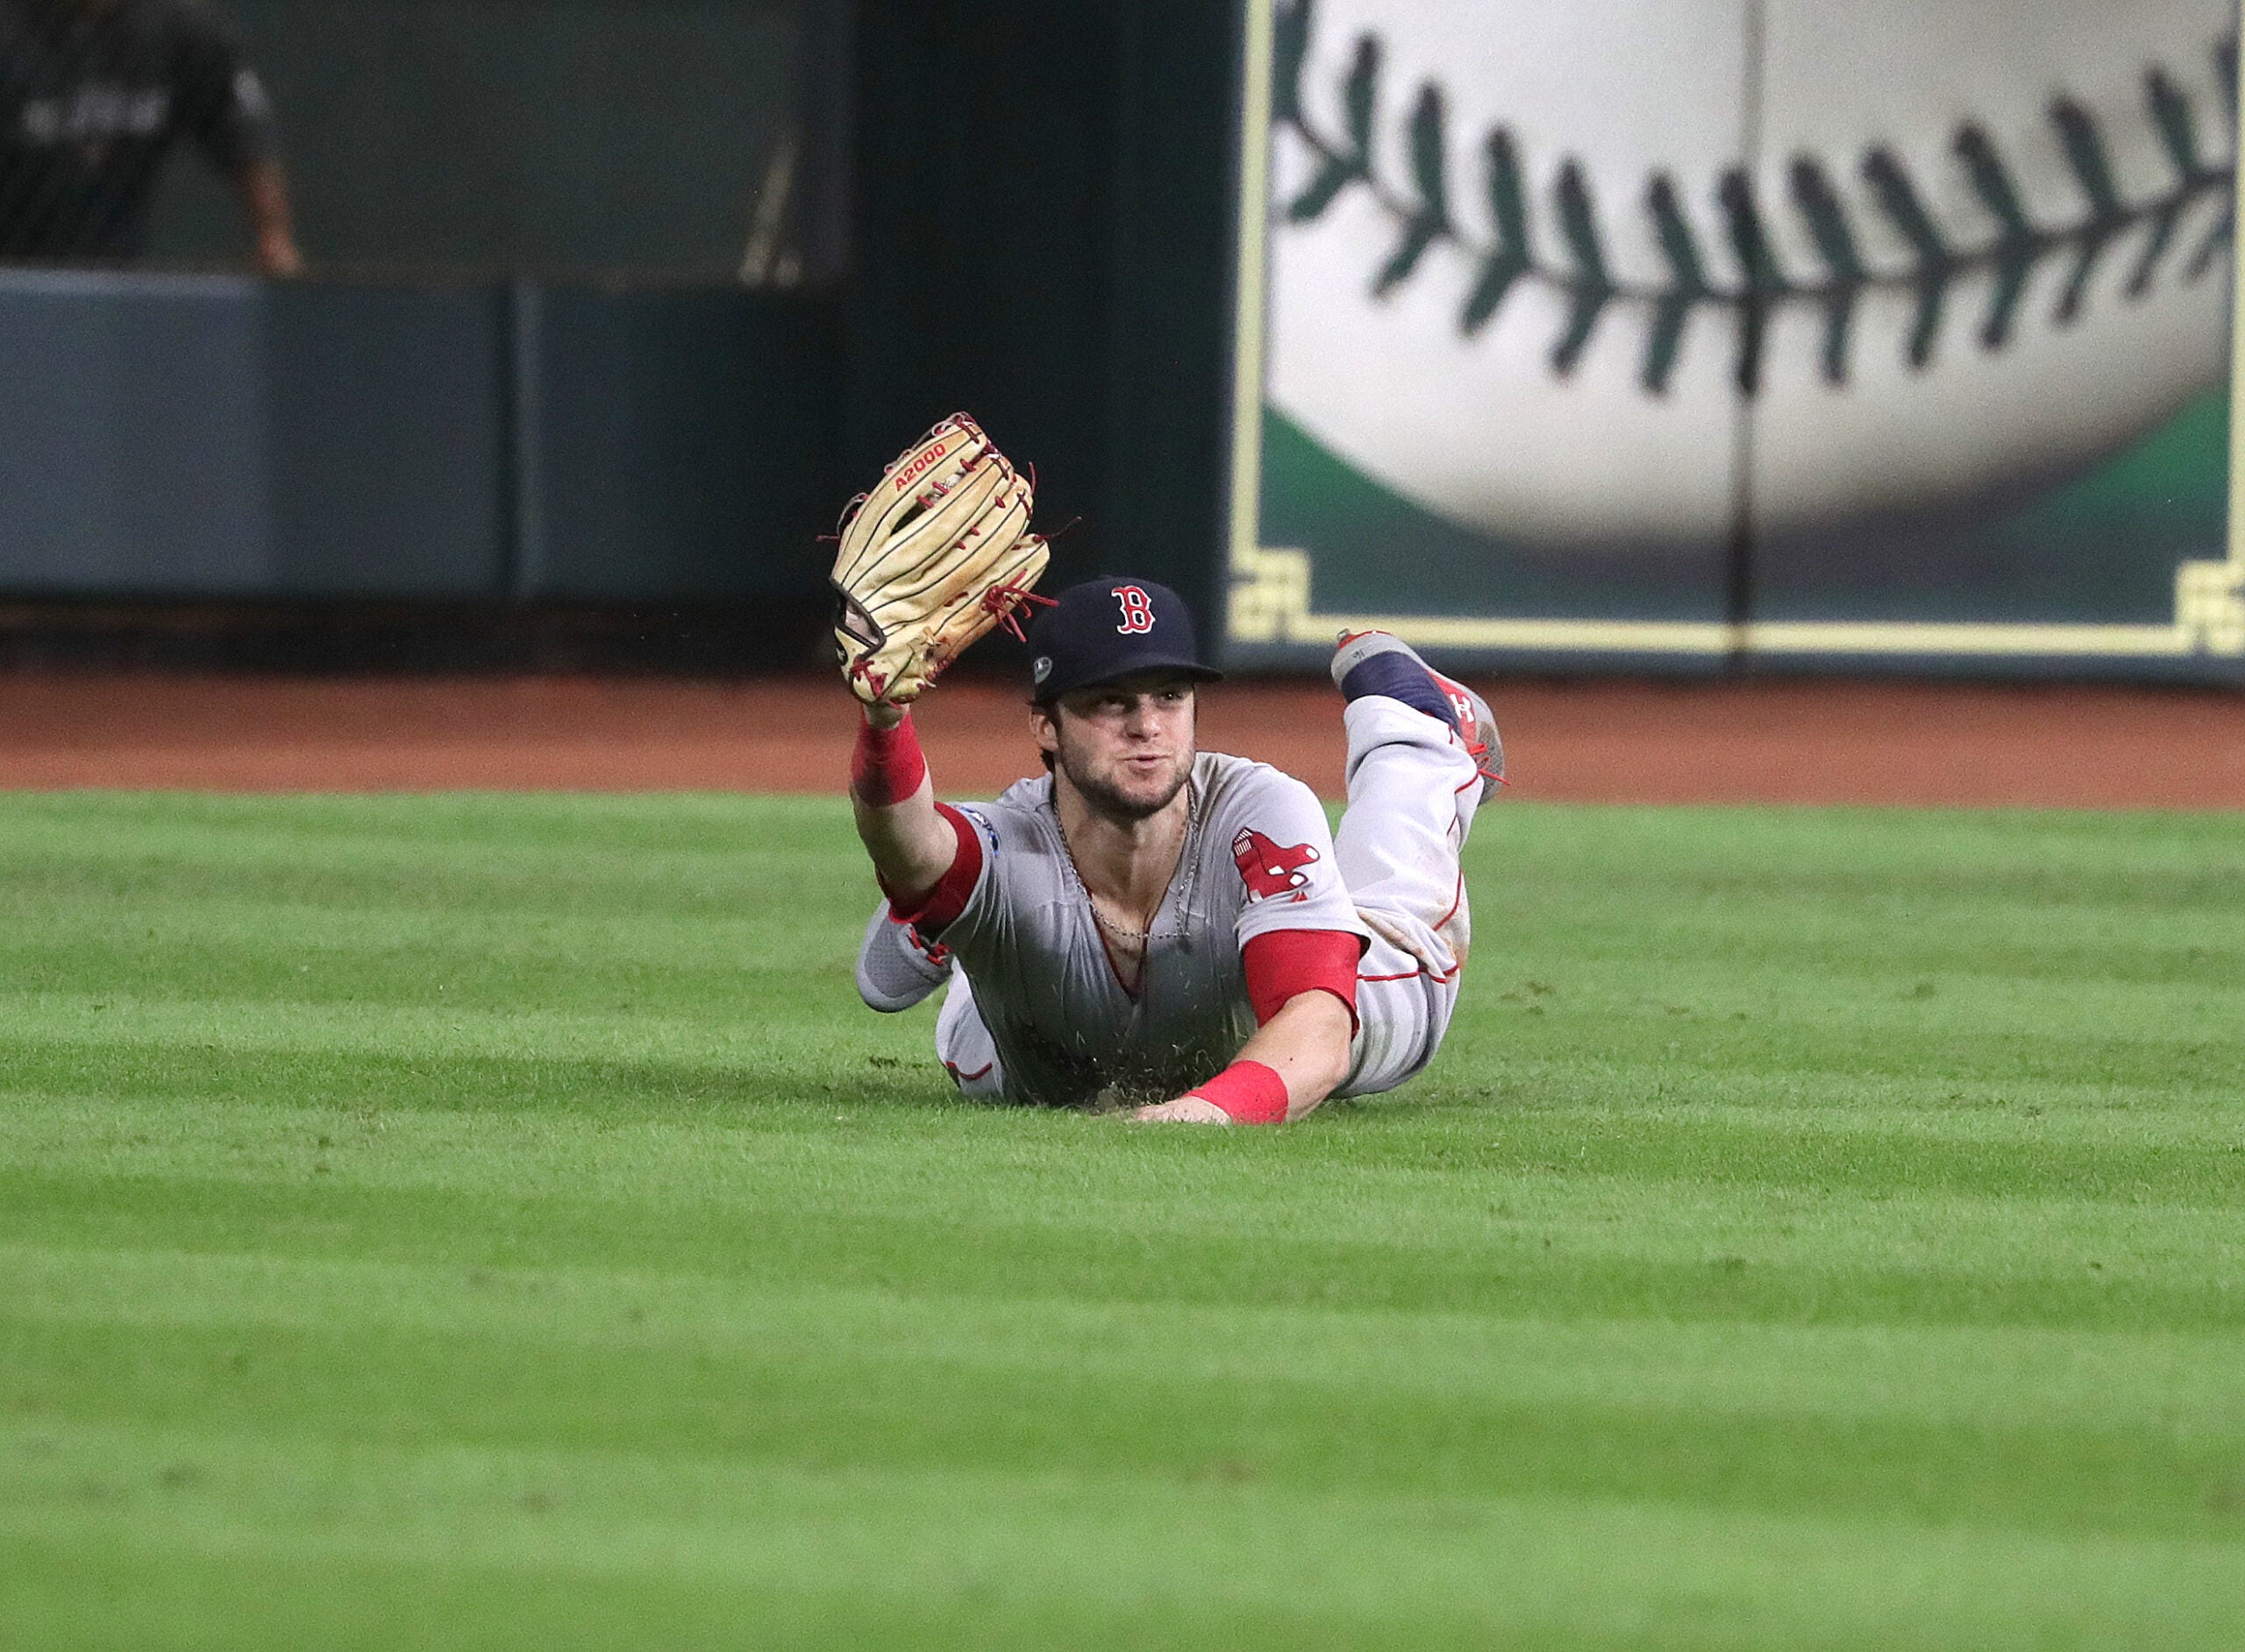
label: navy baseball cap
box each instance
[1026,577,1224,703]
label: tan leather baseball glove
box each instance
[829,414,1051,706]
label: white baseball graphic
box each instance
[1268,0,2236,547]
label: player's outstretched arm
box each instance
[1234,988,1356,1114]
[1136,929,1363,1124]
[1134,989,1355,1125]
[849,701,959,904]
[829,413,1049,916]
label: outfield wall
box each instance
[0,272,839,603]
[0,0,2239,683]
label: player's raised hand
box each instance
[828,414,1051,707]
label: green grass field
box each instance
[4,792,2242,1649]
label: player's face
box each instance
[1039,673,1198,822]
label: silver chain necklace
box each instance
[1055,780,1199,954]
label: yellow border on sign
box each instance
[1223,0,2245,661]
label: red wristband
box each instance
[852,710,927,808]
[1185,1059,1290,1125]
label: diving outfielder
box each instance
[847,575,1502,1123]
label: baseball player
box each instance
[846,574,1502,1124]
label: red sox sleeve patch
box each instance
[1231,827,1321,905]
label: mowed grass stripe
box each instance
[6,1422,2245,1652]
[9,1244,2244,1431]
[4,794,2242,1648]
[10,1169,2241,1334]
[11,895,2239,1023]
[7,1098,2244,1335]
[6,958,2241,1083]
[14,1316,2235,1537]
[10,1078,2241,1209]
[20,1063,2245,1141]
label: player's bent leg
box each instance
[855,901,951,1012]
[1325,631,1495,1094]
[1337,943,1461,1097]
[1331,707,1472,1096]
[1334,694,1482,969]
[934,967,1007,1098]
[1331,630,1503,808]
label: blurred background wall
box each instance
[0,0,1238,668]
[138,0,822,276]
[0,0,2235,679]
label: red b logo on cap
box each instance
[1113,586,1156,634]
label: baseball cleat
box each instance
[1332,630,1505,805]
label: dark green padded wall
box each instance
[847,0,1244,626]
[521,287,841,598]
[143,0,801,273]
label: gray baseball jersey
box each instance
[930,751,1371,1107]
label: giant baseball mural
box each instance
[1226,0,2245,674]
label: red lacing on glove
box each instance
[982,577,1057,642]
[847,657,890,699]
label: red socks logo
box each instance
[1231,828,1319,902]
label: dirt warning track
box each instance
[0,673,2240,808]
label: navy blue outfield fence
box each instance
[0,267,844,611]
